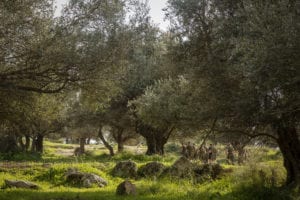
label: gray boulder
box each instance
[82,173,107,187]
[161,157,225,183]
[112,160,137,178]
[65,168,85,184]
[162,156,194,178]
[65,168,107,188]
[138,161,165,178]
[194,163,224,179]
[82,179,92,188]
[4,180,39,189]
[116,180,136,196]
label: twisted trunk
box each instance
[25,135,30,151]
[117,139,124,152]
[31,136,36,152]
[114,128,125,153]
[18,136,26,151]
[18,135,31,152]
[35,134,44,153]
[137,123,173,155]
[79,137,85,154]
[275,124,300,187]
[98,128,114,156]
[144,134,160,155]
[86,138,91,145]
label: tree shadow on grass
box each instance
[0,152,42,162]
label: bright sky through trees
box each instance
[54,0,169,30]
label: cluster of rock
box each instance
[111,160,138,178]
[2,157,227,196]
[111,160,167,179]
[138,161,166,178]
[111,157,225,182]
[160,156,225,183]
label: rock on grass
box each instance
[111,160,137,178]
[116,180,137,196]
[65,168,107,188]
[4,179,39,189]
[138,161,165,178]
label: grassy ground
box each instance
[0,141,297,200]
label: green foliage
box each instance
[165,0,300,186]
[131,76,194,129]
[165,143,181,153]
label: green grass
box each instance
[0,141,297,200]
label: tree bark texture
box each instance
[136,123,173,155]
[35,134,44,153]
[79,137,85,154]
[275,124,300,187]
[98,128,114,156]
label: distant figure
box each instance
[212,144,217,161]
[192,143,197,159]
[194,146,200,160]
[186,142,194,159]
[74,147,83,156]
[235,142,247,164]
[207,144,213,164]
[208,144,217,164]
[226,144,235,164]
[181,143,188,158]
[198,146,208,163]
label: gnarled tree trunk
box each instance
[18,136,26,151]
[98,128,114,156]
[18,135,30,152]
[31,133,44,153]
[112,127,137,153]
[25,135,30,151]
[35,133,44,153]
[144,134,159,155]
[114,128,126,153]
[79,137,85,154]
[117,139,124,152]
[86,137,91,145]
[275,124,300,187]
[31,136,36,152]
[136,123,174,155]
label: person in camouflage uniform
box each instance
[181,143,188,158]
[198,145,208,163]
[192,143,197,159]
[207,144,217,164]
[207,144,213,164]
[211,144,217,162]
[186,142,194,159]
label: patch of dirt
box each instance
[0,162,32,169]
[55,148,74,157]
